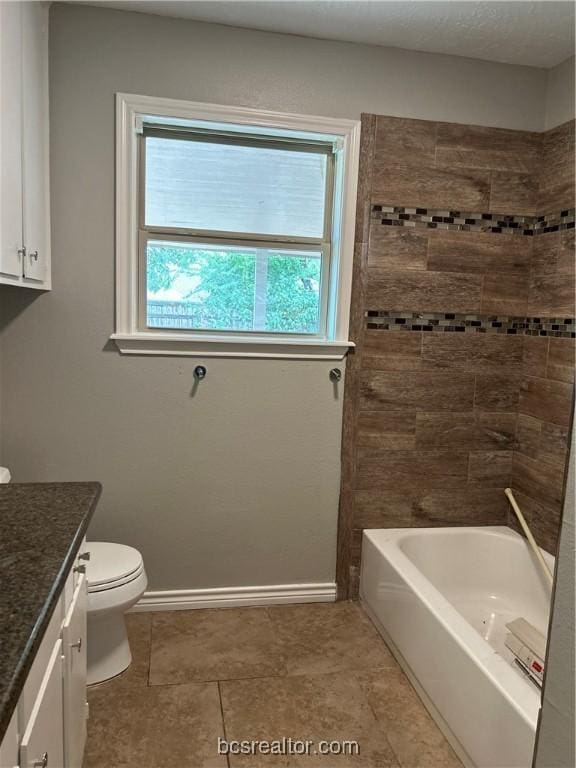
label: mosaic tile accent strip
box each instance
[370,206,575,236]
[533,209,576,234]
[365,311,576,338]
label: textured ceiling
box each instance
[76,1,575,68]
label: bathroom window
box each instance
[113,94,360,358]
[142,132,331,336]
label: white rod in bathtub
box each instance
[504,488,554,587]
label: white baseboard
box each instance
[130,582,337,612]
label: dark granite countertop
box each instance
[0,482,101,742]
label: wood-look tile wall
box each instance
[337,115,575,599]
[510,119,575,554]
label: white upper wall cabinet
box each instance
[21,1,50,285]
[0,1,24,282]
[0,1,51,289]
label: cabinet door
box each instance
[21,1,49,286]
[18,599,64,733]
[0,1,24,281]
[0,709,19,768]
[62,573,88,768]
[20,640,64,768]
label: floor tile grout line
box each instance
[217,681,231,768]
[92,661,401,693]
[146,613,153,687]
[143,661,401,688]
[358,672,412,768]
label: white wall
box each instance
[0,4,559,592]
[534,425,575,768]
[545,56,575,129]
[535,56,574,763]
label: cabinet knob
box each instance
[78,551,91,561]
[70,637,82,653]
[33,752,48,768]
[18,246,26,258]
[30,250,39,261]
[73,564,86,574]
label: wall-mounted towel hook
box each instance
[194,365,207,380]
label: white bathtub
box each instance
[360,526,554,768]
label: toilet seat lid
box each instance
[86,542,144,589]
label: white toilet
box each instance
[85,542,147,685]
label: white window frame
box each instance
[112,93,360,360]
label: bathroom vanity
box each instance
[0,483,101,768]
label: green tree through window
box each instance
[146,244,321,333]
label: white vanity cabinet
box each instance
[0,712,18,768]
[20,642,65,768]
[0,1,50,289]
[0,544,90,768]
[61,574,88,768]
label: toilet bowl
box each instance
[85,541,147,685]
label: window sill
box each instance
[110,333,355,360]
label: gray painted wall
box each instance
[0,4,567,591]
[47,5,549,128]
[534,422,575,768]
[545,56,575,130]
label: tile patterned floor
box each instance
[83,602,463,768]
